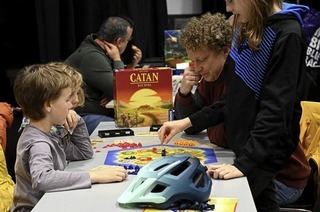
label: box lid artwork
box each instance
[164,30,189,68]
[113,68,173,128]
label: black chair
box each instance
[280,158,318,212]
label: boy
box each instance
[11,62,127,211]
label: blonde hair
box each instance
[236,0,283,50]
[179,12,232,52]
[14,62,73,120]
[64,66,85,107]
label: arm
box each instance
[207,124,229,148]
[29,142,92,192]
[159,91,226,144]
[174,67,208,134]
[174,89,203,134]
[29,142,127,192]
[63,117,94,160]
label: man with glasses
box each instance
[65,16,142,134]
[174,12,231,147]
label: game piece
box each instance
[161,148,166,156]
[173,138,200,147]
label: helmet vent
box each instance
[154,163,170,171]
[151,184,166,193]
[193,172,205,188]
[170,161,191,176]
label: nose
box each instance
[226,3,232,13]
[68,100,73,109]
[193,64,202,73]
[72,96,79,105]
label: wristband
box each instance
[178,88,191,98]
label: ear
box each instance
[115,37,122,46]
[223,47,230,57]
[44,101,52,113]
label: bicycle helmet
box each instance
[117,154,212,209]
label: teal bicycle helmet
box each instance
[117,154,212,210]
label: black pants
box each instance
[247,167,279,212]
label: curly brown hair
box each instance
[179,12,232,52]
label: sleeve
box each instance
[188,97,226,133]
[207,124,229,148]
[174,89,202,134]
[63,117,94,160]
[29,141,92,192]
[234,33,307,175]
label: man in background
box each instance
[66,16,142,134]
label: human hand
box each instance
[63,110,79,133]
[179,66,202,95]
[89,165,128,184]
[158,118,192,144]
[100,96,111,107]
[103,42,121,61]
[127,45,142,68]
[206,164,244,180]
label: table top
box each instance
[32,122,256,212]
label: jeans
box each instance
[274,179,304,205]
[247,167,279,212]
[82,114,114,135]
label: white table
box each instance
[32,122,256,212]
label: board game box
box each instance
[164,30,189,67]
[113,68,173,128]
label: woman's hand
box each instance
[206,164,244,179]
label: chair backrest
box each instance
[300,101,320,194]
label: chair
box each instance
[280,101,320,211]
[299,101,320,194]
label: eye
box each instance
[196,56,208,63]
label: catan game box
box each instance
[113,68,173,128]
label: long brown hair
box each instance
[236,0,283,51]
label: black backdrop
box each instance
[35,0,169,63]
[0,0,226,104]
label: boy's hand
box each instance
[64,110,79,133]
[89,165,128,183]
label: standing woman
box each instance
[158,1,309,211]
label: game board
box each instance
[104,144,217,174]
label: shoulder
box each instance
[267,15,304,38]
[18,126,54,149]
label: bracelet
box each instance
[178,89,191,98]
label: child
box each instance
[11,62,128,211]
